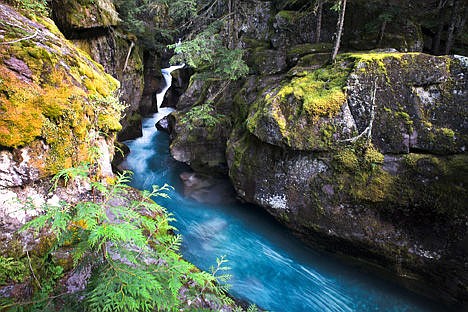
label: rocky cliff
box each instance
[227,52,467,305]
[49,0,145,141]
[0,2,121,300]
[0,4,239,310]
[167,1,468,307]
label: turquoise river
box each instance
[121,109,444,312]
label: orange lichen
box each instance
[0,9,122,176]
[0,67,44,148]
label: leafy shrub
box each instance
[0,256,27,285]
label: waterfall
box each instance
[155,63,185,111]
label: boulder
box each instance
[169,106,231,175]
[226,52,468,305]
[50,0,119,37]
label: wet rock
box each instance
[155,116,170,133]
[180,172,237,205]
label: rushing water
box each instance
[120,109,444,312]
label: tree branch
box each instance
[123,41,135,72]
[340,79,377,143]
[0,29,38,45]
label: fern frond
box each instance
[50,163,89,190]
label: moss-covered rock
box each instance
[246,58,356,151]
[73,31,145,141]
[226,51,467,306]
[346,52,467,154]
[246,48,287,75]
[286,43,333,66]
[50,0,119,36]
[0,3,121,180]
[170,103,232,174]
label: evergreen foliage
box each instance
[168,7,249,81]
[3,0,48,16]
[114,0,248,81]
[114,0,198,50]
[2,166,236,311]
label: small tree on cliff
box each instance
[331,0,347,61]
[168,0,249,82]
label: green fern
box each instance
[13,169,238,311]
[50,164,89,190]
[0,256,27,285]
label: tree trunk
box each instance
[123,41,135,72]
[445,0,459,54]
[432,0,446,54]
[377,20,387,47]
[331,0,347,61]
[315,0,323,44]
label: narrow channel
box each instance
[120,110,445,312]
[120,65,444,311]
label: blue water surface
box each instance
[121,110,443,312]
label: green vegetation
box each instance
[3,0,48,16]
[0,18,122,175]
[114,0,197,50]
[1,167,236,311]
[278,64,348,119]
[181,103,229,129]
[0,256,27,284]
[114,0,248,81]
[332,143,392,203]
[169,22,249,81]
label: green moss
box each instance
[330,143,394,203]
[342,52,420,82]
[334,148,360,171]
[295,53,330,68]
[0,13,121,175]
[440,127,455,138]
[364,145,385,164]
[351,169,394,202]
[0,67,44,147]
[277,64,348,119]
[400,153,467,216]
[241,38,270,50]
[287,43,333,56]
[276,10,298,22]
